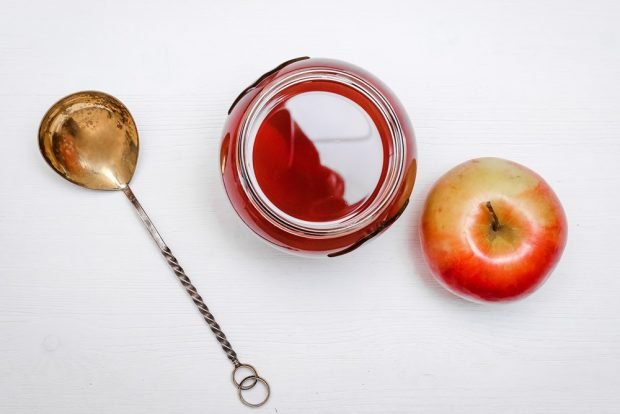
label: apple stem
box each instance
[486,201,501,232]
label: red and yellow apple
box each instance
[420,157,567,302]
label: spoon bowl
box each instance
[39,91,139,191]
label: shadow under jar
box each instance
[220,57,417,256]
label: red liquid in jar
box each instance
[221,58,417,255]
[252,82,388,223]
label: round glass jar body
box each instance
[220,57,417,256]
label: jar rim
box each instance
[236,66,408,238]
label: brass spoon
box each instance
[39,91,270,408]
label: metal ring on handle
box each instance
[232,363,258,390]
[238,375,271,408]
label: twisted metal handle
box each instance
[160,245,239,365]
[122,185,269,407]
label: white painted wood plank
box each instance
[1,1,619,413]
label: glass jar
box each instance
[220,57,417,256]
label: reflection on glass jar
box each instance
[221,58,417,256]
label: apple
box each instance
[420,157,567,302]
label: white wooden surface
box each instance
[1,1,619,413]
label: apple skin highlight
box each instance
[420,157,567,302]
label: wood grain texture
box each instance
[1,0,619,413]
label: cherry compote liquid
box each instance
[221,58,417,256]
